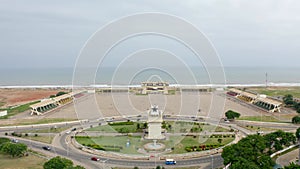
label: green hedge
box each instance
[185,144,223,152]
[109,121,134,126]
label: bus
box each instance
[165,159,176,165]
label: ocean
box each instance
[0,67,299,87]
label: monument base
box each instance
[144,135,166,140]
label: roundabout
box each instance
[70,106,237,165]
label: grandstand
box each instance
[30,90,85,115]
[227,88,282,112]
[254,97,282,112]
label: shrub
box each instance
[292,116,300,124]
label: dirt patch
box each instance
[0,88,69,108]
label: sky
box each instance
[1,0,300,69]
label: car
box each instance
[106,119,113,123]
[165,159,176,165]
[91,157,100,161]
[257,131,264,135]
[224,118,230,123]
[71,128,76,131]
[66,131,71,134]
[42,146,51,151]
[11,139,18,143]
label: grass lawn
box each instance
[23,135,54,144]
[88,121,229,134]
[0,102,5,108]
[243,125,279,132]
[76,136,143,154]
[168,90,176,95]
[167,121,230,133]
[87,122,146,133]
[76,134,235,155]
[248,87,300,98]
[21,126,70,133]
[0,101,40,119]
[167,136,234,154]
[87,125,117,132]
[0,153,46,169]
[238,116,284,123]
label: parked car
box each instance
[91,157,100,161]
[42,146,51,151]
[71,128,76,131]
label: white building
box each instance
[147,105,164,139]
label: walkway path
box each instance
[276,148,299,167]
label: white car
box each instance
[11,139,18,143]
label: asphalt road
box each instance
[3,113,297,169]
[5,134,223,169]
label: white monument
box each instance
[147,105,164,139]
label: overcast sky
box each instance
[1,0,300,69]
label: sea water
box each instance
[0,66,299,87]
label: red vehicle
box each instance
[91,157,100,161]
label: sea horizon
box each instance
[0,66,299,87]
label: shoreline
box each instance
[0,83,300,89]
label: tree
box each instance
[0,142,27,157]
[143,122,148,129]
[222,134,274,168]
[0,137,10,145]
[225,110,240,120]
[264,130,295,154]
[296,127,300,140]
[294,102,300,110]
[217,138,223,144]
[230,157,260,169]
[43,156,74,169]
[283,94,294,106]
[292,116,300,124]
[56,91,67,97]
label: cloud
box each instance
[0,0,299,68]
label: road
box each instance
[0,116,225,168]
[2,114,297,168]
[2,133,223,169]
